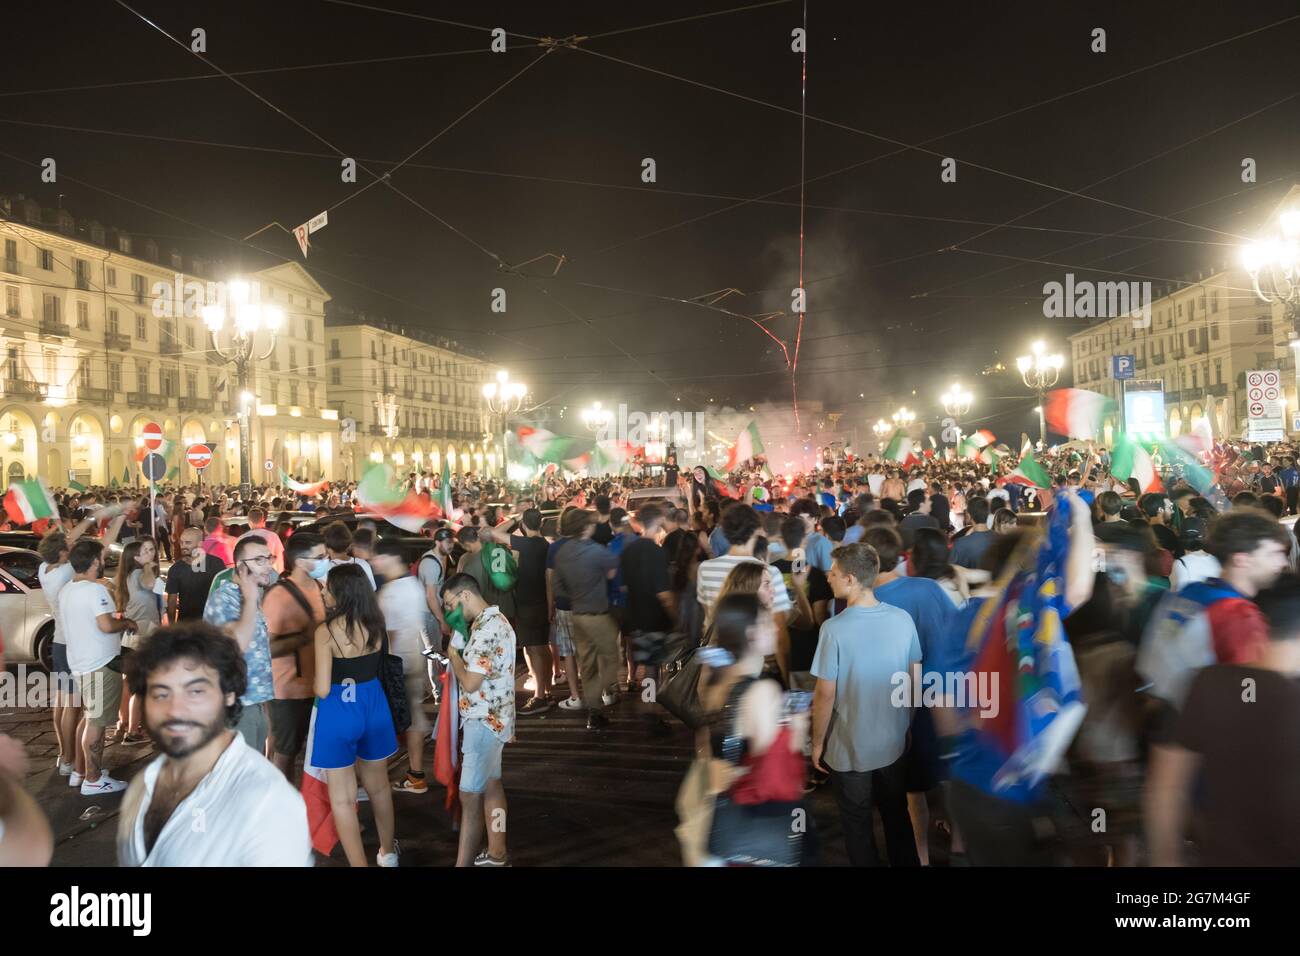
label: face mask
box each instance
[307,557,330,580]
[445,604,469,639]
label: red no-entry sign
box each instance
[186,443,213,471]
[142,422,163,450]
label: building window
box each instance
[76,300,89,329]
[185,325,195,348]
[1257,316,1272,335]
[161,368,177,397]
[371,369,376,386]
[136,364,149,394]
[1192,367,1198,389]
[79,360,91,389]
[109,362,122,393]
[289,381,299,405]
[42,294,61,324]
[5,287,17,317]
[371,342,377,360]
[308,384,316,409]
[106,267,117,287]
[331,366,341,386]
[186,371,197,397]
[132,274,145,304]
[136,314,147,340]
[1211,292,1218,313]
[40,249,53,270]
[108,309,119,334]
[306,320,314,341]
[1212,322,1220,340]
[307,349,314,377]
[1215,359,1222,384]
[3,239,16,268]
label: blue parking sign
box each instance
[1113,355,1135,380]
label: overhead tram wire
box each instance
[0,116,1251,250]
[0,46,517,99]
[566,48,1250,243]
[791,0,809,428]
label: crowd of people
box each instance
[2,435,1299,867]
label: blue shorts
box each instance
[310,678,398,770]
[460,718,505,793]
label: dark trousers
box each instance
[945,778,1058,866]
[1287,485,1298,516]
[829,755,919,867]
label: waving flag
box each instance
[280,470,330,497]
[439,457,453,516]
[4,478,57,526]
[703,465,738,499]
[1110,434,1161,493]
[999,450,1052,489]
[357,462,442,532]
[725,421,765,471]
[965,495,1087,795]
[1043,388,1114,441]
[1157,438,1216,497]
[516,426,585,464]
[883,428,917,467]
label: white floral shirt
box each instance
[458,605,516,741]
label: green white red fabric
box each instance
[883,429,917,467]
[1109,435,1161,493]
[4,478,57,525]
[725,421,765,471]
[280,470,330,497]
[1043,388,1114,441]
[516,426,584,464]
[999,451,1052,489]
[356,463,442,532]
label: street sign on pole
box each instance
[264,459,274,472]
[1112,355,1136,380]
[186,444,213,471]
[142,422,163,450]
[140,453,166,482]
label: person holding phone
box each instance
[203,538,278,753]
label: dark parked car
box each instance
[293,512,439,566]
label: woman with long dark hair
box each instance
[910,526,969,607]
[112,538,161,743]
[311,563,399,867]
[696,592,811,866]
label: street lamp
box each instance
[1242,206,1300,340]
[483,369,527,480]
[1017,340,1064,446]
[581,401,612,434]
[941,382,973,446]
[892,407,915,429]
[871,418,891,452]
[201,281,282,499]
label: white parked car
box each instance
[0,547,55,669]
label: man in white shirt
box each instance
[116,621,312,866]
[61,539,138,796]
[322,520,377,589]
[373,540,434,795]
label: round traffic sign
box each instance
[1251,402,1265,417]
[186,443,213,470]
[1249,372,1263,387]
[264,459,274,472]
[1265,386,1281,401]
[141,452,166,482]
[142,422,163,450]
[1250,387,1263,401]
[1264,371,1280,387]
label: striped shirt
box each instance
[696,555,793,613]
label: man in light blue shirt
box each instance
[812,542,921,867]
[792,499,834,572]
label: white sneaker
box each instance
[376,839,400,868]
[601,691,617,707]
[558,696,583,711]
[68,771,84,788]
[57,760,75,776]
[80,774,127,796]
[357,787,370,803]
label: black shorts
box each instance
[51,642,71,678]
[904,707,944,793]
[514,603,550,647]
[268,698,314,758]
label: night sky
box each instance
[4,0,1299,441]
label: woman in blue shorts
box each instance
[312,563,399,867]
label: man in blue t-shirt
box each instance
[865,525,957,866]
[812,542,922,867]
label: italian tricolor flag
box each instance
[439,457,453,516]
[4,478,57,526]
[1043,388,1114,441]
[1110,434,1161,493]
[517,426,584,464]
[883,429,917,467]
[280,470,330,497]
[725,421,765,471]
[300,703,338,856]
[999,450,1052,489]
